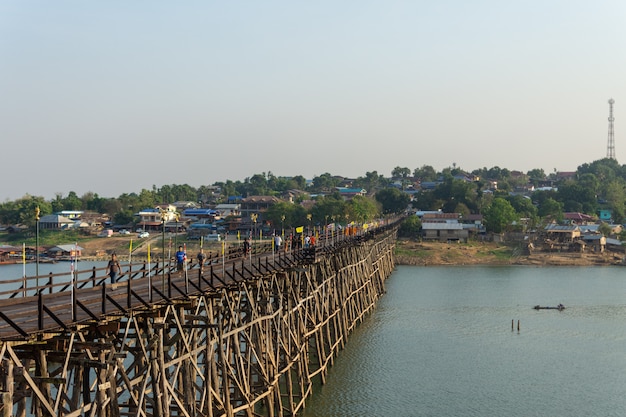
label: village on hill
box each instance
[1,158,626,264]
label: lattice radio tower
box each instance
[607,98,615,159]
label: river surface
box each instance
[301,265,626,417]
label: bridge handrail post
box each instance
[48,273,53,295]
[167,270,172,299]
[102,284,106,315]
[91,266,97,288]
[38,292,43,330]
[127,278,131,309]
[72,283,77,323]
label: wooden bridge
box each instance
[0,217,402,417]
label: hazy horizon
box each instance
[2,1,625,201]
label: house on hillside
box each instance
[182,208,218,221]
[598,209,612,222]
[136,205,179,231]
[544,224,581,242]
[39,214,75,230]
[46,244,84,259]
[564,212,595,225]
[335,187,367,200]
[215,204,241,217]
[422,222,468,242]
[57,210,83,220]
[241,196,280,213]
[420,211,469,242]
[582,235,606,253]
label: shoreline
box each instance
[394,240,625,267]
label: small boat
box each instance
[533,304,565,311]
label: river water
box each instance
[301,265,626,417]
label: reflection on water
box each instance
[302,265,626,417]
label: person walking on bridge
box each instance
[243,237,251,257]
[106,253,121,284]
[175,245,186,273]
[197,248,205,272]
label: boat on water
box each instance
[533,304,565,311]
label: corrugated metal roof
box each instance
[422,223,464,230]
[545,224,579,232]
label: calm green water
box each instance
[301,265,626,417]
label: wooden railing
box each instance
[0,215,404,340]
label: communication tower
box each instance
[607,98,615,159]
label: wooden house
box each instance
[422,222,468,242]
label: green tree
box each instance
[346,195,380,223]
[310,195,346,225]
[310,173,340,192]
[413,165,437,181]
[264,202,305,229]
[399,215,421,238]
[483,198,518,233]
[433,177,478,213]
[598,222,612,237]
[537,197,563,221]
[601,179,626,223]
[391,166,411,178]
[60,191,83,211]
[0,196,52,227]
[527,168,546,186]
[375,188,410,214]
[354,171,388,193]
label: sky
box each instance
[2,1,626,201]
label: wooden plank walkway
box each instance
[0,236,340,341]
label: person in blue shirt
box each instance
[175,245,186,272]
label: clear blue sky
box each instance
[2,1,625,201]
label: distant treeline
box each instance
[2,159,626,236]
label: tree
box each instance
[375,188,410,214]
[0,195,52,227]
[506,195,538,220]
[354,171,387,192]
[598,222,612,237]
[391,166,411,178]
[311,173,340,192]
[60,191,83,211]
[346,195,380,223]
[601,179,626,223]
[399,215,421,238]
[263,202,305,229]
[413,165,437,182]
[527,168,546,186]
[432,177,478,213]
[557,179,597,214]
[310,195,346,225]
[483,198,518,234]
[537,197,563,221]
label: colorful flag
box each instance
[296,226,304,233]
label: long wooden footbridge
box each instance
[0,217,402,417]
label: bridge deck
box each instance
[0,234,360,341]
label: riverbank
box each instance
[71,236,626,266]
[394,239,625,266]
